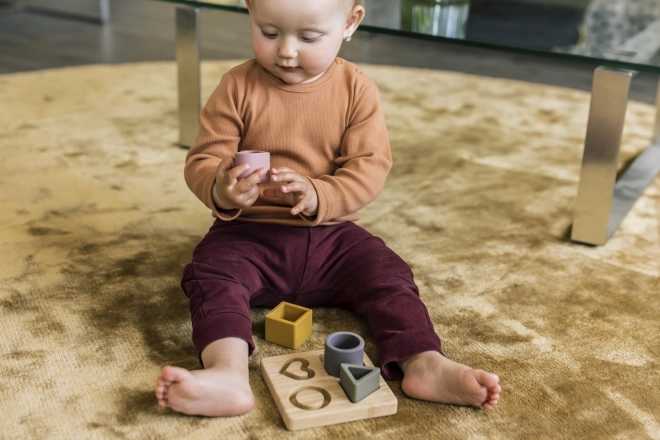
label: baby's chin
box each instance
[272,68,323,85]
[279,77,305,85]
[278,73,311,85]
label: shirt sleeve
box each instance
[184,72,244,220]
[301,84,392,225]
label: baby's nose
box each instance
[277,39,298,59]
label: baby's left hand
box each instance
[264,167,319,217]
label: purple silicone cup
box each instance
[235,150,270,183]
[323,332,365,378]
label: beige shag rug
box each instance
[1,60,659,439]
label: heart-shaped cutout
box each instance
[279,358,316,381]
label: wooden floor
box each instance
[0,0,657,104]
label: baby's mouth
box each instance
[278,65,299,72]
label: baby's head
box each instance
[245,0,366,84]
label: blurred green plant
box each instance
[400,0,471,38]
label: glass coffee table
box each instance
[153,0,660,246]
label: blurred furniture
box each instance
[19,0,109,23]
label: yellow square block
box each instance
[265,302,312,349]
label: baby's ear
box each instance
[345,5,365,33]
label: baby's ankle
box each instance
[398,350,444,374]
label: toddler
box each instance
[156,0,500,417]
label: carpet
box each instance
[1,60,659,439]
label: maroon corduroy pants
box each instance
[180,219,442,380]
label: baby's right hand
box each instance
[212,156,267,210]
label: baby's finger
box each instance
[290,197,309,216]
[215,156,236,176]
[235,168,266,192]
[244,190,260,207]
[271,172,304,183]
[270,166,296,175]
[226,163,252,183]
[280,181,307,194]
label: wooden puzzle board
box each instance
[260,349,397,431]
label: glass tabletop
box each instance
[154,0,660,74]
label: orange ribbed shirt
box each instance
[184,58,392,226]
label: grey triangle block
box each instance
[339,363,381,403]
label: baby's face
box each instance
[246,0,359,84]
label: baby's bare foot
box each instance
[155,366,254,417]
[400,351,501,408]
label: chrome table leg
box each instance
[176,7,201,148]
[572,69,660,245]
[98,0,110,23]
[654,77,660,146]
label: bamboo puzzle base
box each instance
[260,349,398,431]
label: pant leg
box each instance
[300,222,443,381]
[181,220,307,361]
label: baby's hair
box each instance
[353,0,365,6]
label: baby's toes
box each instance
[157,392,170,407]
[480,372,499,388]
[155,382,169,398]
[156,376,171,389]
[483,393,499,407]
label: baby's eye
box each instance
[301,36,319,43]
[261,30,278,39]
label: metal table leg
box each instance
[98,0,110,23]
[572,69,660,245]
[655,78,660,145]
[176,7,201,148]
